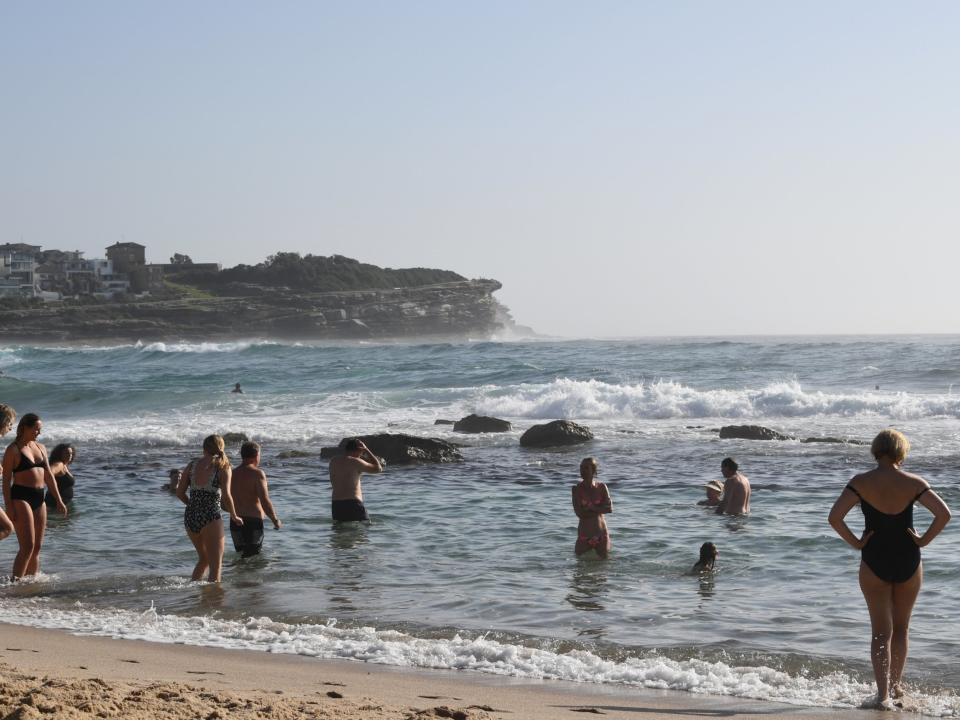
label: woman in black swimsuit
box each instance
[175,434,242,582]
[45,443,76,508]
[1,413,68,579]
[828,429,951,708]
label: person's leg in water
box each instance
[201,519,225,582]
[25,503,47,575]
[10,500,37,579]
[187,528,209,581]
[889,565,922,700]
[860,562,895,704]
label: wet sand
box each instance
[0,623,877,719]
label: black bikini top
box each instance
[845,484,928,531]
[13,448,46,474]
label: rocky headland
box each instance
[0,253,522,342]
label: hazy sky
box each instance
[3,2,958,337]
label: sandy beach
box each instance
[0,623,878,720]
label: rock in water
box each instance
[519,420,593,448]
[718,425,792,441]
[453,414,512,433]
[320,433,463,465]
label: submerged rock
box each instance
[433,419,455,425]
[320,433,463,465]
[453,414,512,433]
[519,420,593,448]
[718,425,793,441]
[221,431,249,445]
[800,437,868,445]
[276,449,314,458]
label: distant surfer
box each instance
[715,457,750,515]
[328,438,383,522]
[232,383,243,394]
[572,457,612,558]
[230,441,281,556]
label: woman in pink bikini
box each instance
[572,457,612,558]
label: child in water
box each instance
[692,542,718,572]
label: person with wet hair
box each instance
[2,413,68,579]
[44,443,76,508]
[176,434,242,582]
[828,429,951,709]
[572,457,612,558]
[692,542,718,572]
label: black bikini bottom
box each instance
[11,484,45,511]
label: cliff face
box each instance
[0,280,512,342]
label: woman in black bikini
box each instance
[572,457,612,559]
[44,443,76,508]
[175,434,242,582]
[828,429,951,708]
[1,413,68,579]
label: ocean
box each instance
[0,336,958,714]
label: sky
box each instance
[2,2,959,337]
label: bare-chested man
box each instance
[716,457,751,515]
[229,441,281,556]
[329,438,383,522]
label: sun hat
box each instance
[703,479,724,493]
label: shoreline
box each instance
[0,623,869,719]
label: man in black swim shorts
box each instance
[329,438,383,522]
[230,441,281,556]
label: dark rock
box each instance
[453,414,512,433]
[800,437,868,445]
[276,450,313,458]
[718,425,793,441]
[434,419,455,425]
[221,431,249,445]
[320,433,463,465]
[519,420,593,448]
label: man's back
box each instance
[232,463,267,518]
[329,455,365,501]
[719,473,751,515]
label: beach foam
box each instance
[0,599,955,714]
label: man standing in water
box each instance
[716,457,751,515]
[230,441,281,556]
[329,438,383,522]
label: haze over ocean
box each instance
[1,336,958,712]
[4,2,960,336]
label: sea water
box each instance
[0,336,958,714]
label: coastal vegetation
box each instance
[168,252,465,295]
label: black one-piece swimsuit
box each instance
[846,484,928,583]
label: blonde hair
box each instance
[202,434,231,473]
[0,404,15,436]
[871,429,910,464]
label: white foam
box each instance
[473,378,960,421]
[0,600,955,714]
